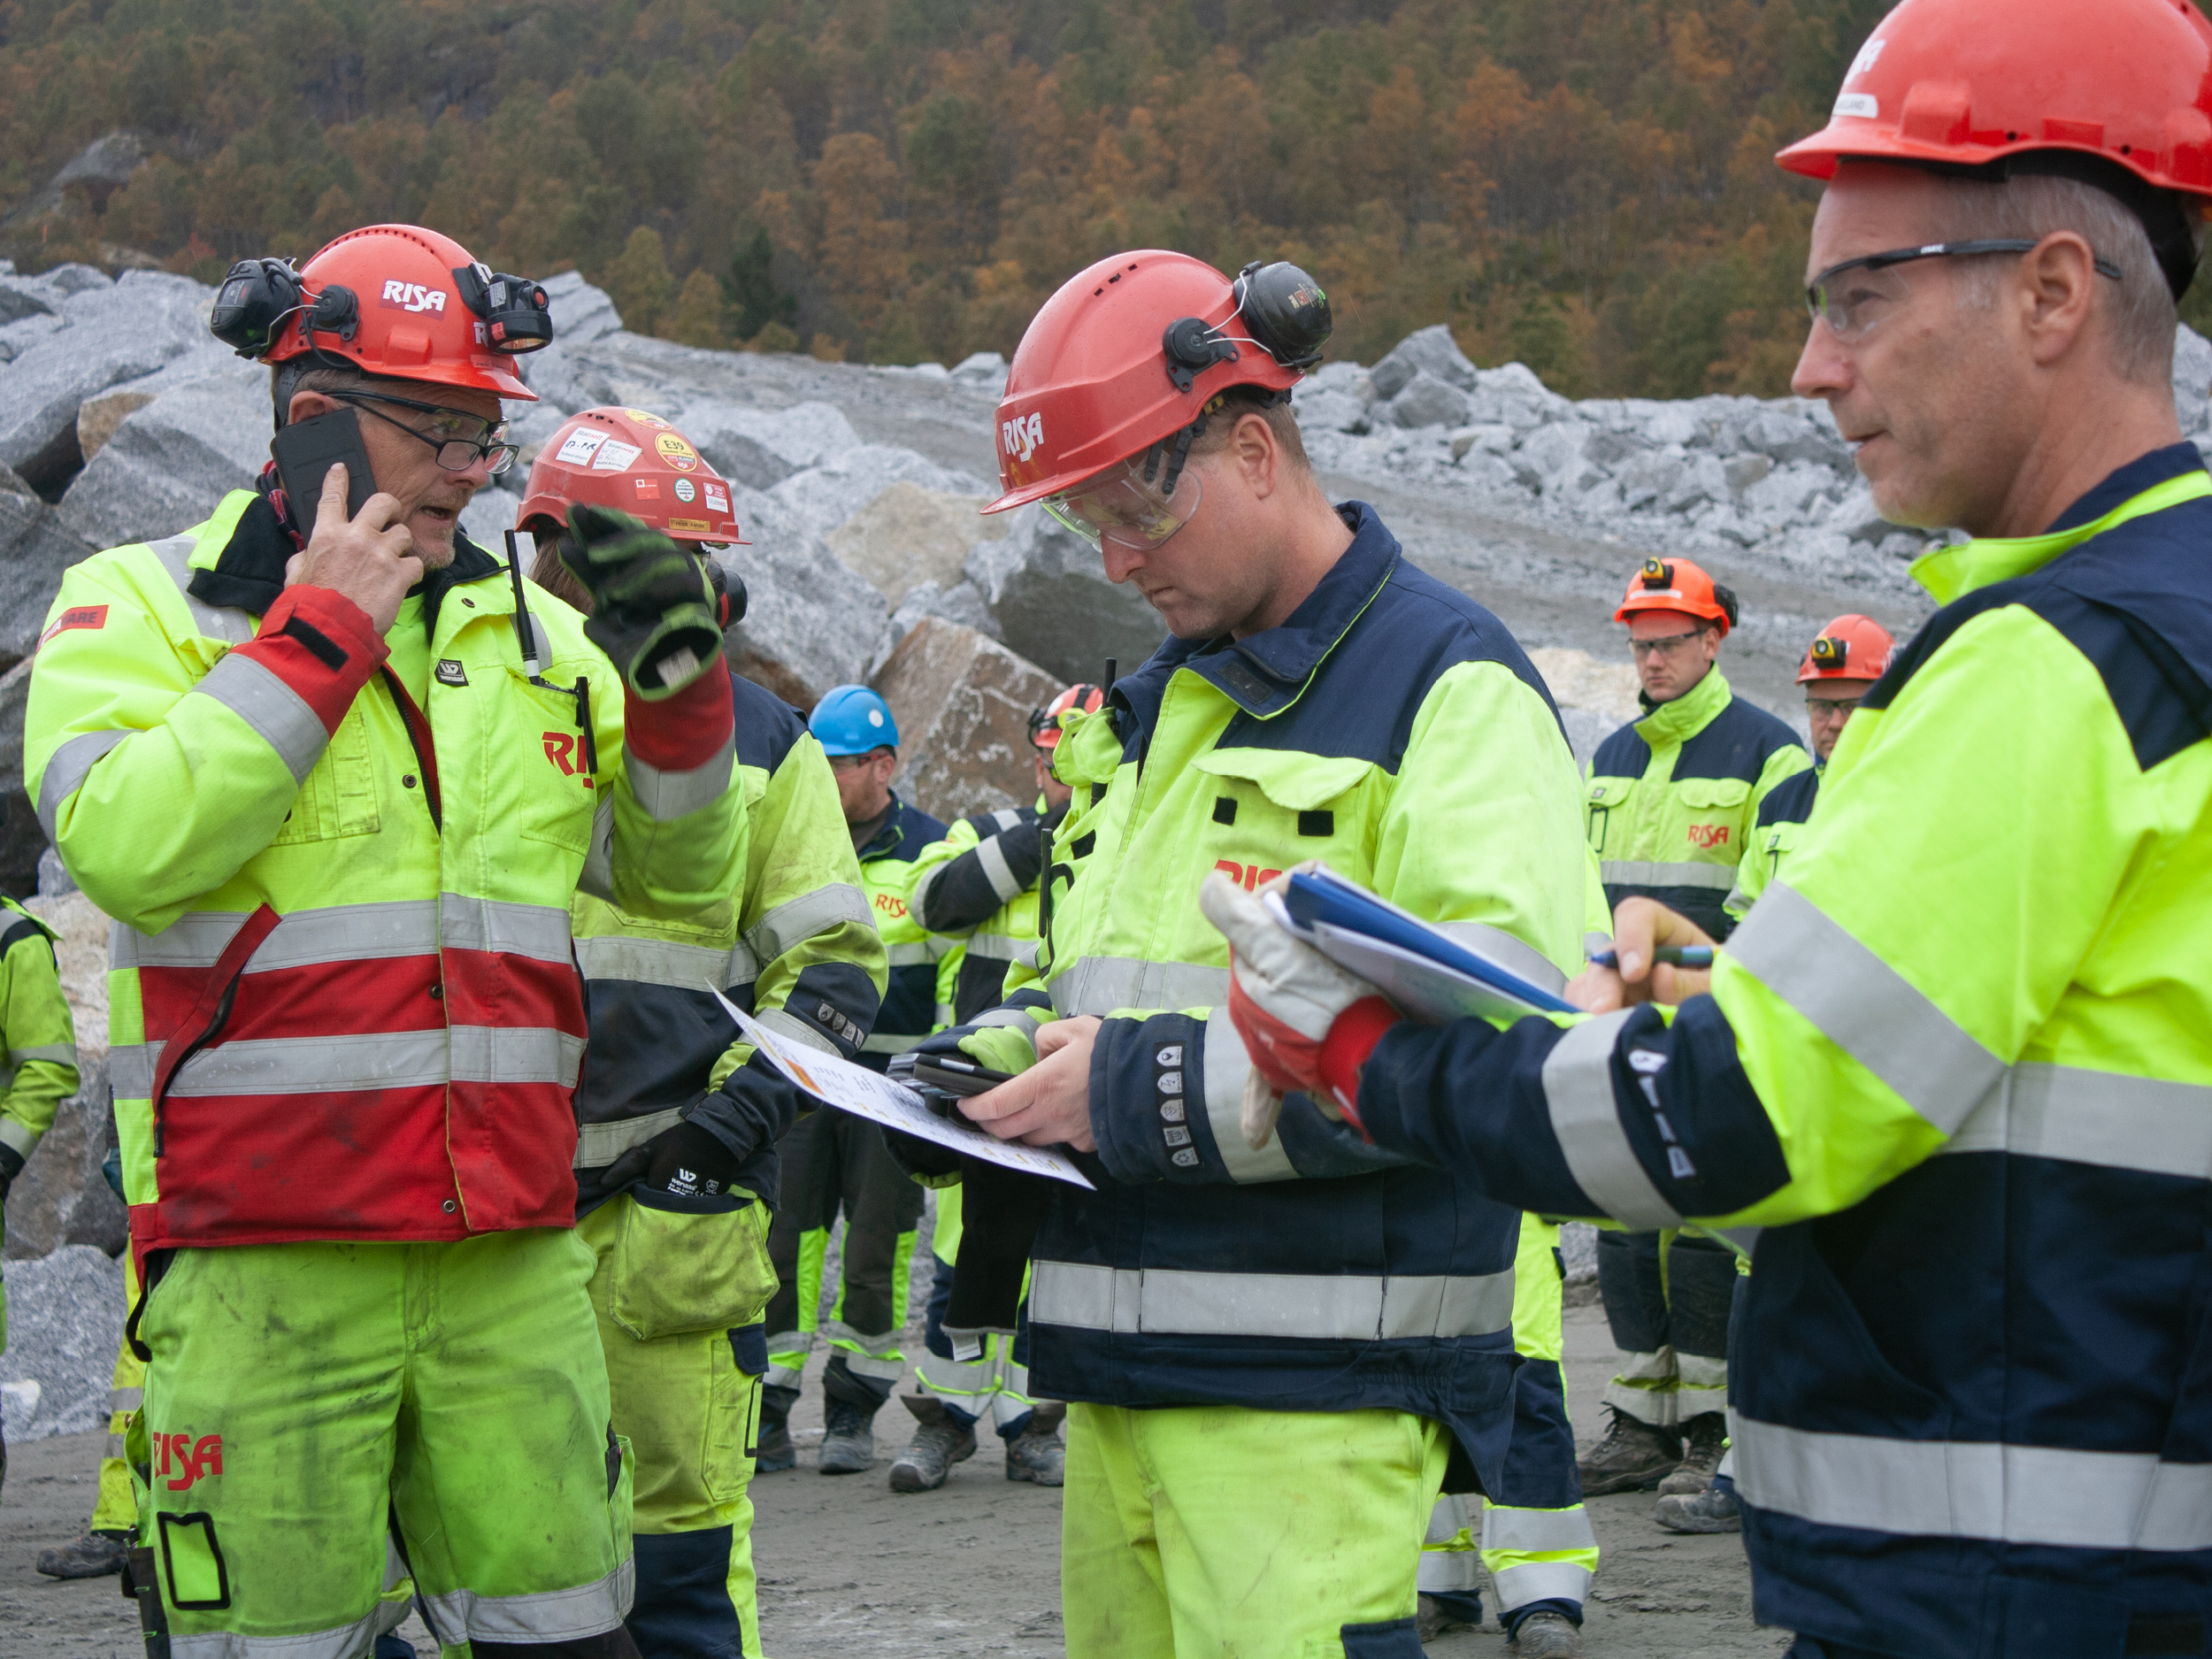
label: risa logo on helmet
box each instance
[380,280,449,315]
[1002,411,1045,462]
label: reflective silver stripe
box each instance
[257,902,437,970]
[1729,1412,2212,1551]
[1427,1493,1479,1542]
[1724,883,1750,916]
[1490,1562,1594,1612]
[167,1031,451,1096]
[839,1349,907,1379]
[171,1612,388,1659]
[1051,956,1228,1018]
[450,1025,586,1087]
[1600,860,1737,892]
[885,941,937,967]
[148,530,254,645]
[577,797,618,902]
[419,1555,634,1641]
[1481,1505,1599,1553]
[1436,921,1568,997]
[574,1106,683,1167]
[0,1118,38,1157]
[191,649,329,784]
[1028,1260,1514,1341]
[746,884,870,963]
[1202,1005,1294,1183]
[441,895,575,964]
[4,1043,72,1068]
[1541,1010,1680,1227]
[1727,883,2002,1135]
[112,910,256,972]
[1417,1551,1484,1593]
[988,809,1023,832]
[37,729,127,841]
[625,733,734,822]
[111,1042,152,1099]
[753,1005,838,1056]
[574,932,756,993]
[972,1006,1046,1042]
[862,1031,927,1055]
[1942,1063,2212,1179]
[975,833,1023,903]
[968,933,1041,969]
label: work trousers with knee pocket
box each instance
[1597,1230,1739,1428]
[764,1110,924,1407]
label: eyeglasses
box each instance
[1805,695,1863,719]
[1629,630,1704,657]
[1045,456,1203,554]
[333,390,520,476]
[1806,240,2124,342]
[826,752,887,772]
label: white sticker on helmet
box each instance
[555,429,609,466]
[591,439,642,472]
[1833,92,1878,119]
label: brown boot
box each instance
[1576,1406,1680,1495]
[1657,1411,1729,1494]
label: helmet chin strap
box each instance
[1141,388,1293,499]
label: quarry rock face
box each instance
[870,618,1064,823]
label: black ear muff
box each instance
[1233,261,1333,369]
[1163,316,1240,394]
[210,258,305,358]
[1714,585,1741,629]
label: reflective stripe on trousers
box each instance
[1029,1260,1513,1341]
[1730,1411,2212,1551]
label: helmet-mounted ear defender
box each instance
[210,258,359,359]
[1713,584,1740,629]
[455,263,553,354]
[1160,259,1333,393]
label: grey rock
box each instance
[1517,420,1605,495]
[1448,425,1515,462]
[35,847,74,897]
[679,400,863,492]
[459,487,523,554]
[1724,454,1774,496]
[2175,324,2212,435]
[1292,387,1369,437]
[962,505,1168,687]
[1369,325,1479,402]
[1306,360,1376,403]
[868,578,1003,678]
[765,443,985,544]
[1387,372,1472,431]
[718,486,889,709]
[1615,449,1687,511]
[57,371,269,552]
[825,480,1002,607]
[872,618,1064,824]
[1557,707,1618,769]
[0,279,64,329]
[1559,1221,1598,1283]
[1738,405,1851,472]
[1467,362,1573,432]
[540,269,624,348]
[0,1245,127,1441]
[1663,453,1732,515]
[949,351,1007,388]
[40,264,112,296]
[1740,460,1835,528]
[4,1056,122,1263]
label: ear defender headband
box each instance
[210,258,359,360]
[1150,259,1335,495]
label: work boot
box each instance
[1655,1482,1742,1534]
[755,1385,798,1474]
[1576,1406,1680,1495]
[35,1530,129,1579]
[1658,1410,1729,1494]
[1509,1610,1585,1657]
[1416,1591,1483,1642]
[818,1397,877,1474]
[1004,1402,1067,1486]
[887,1395,975,1493]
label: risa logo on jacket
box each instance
[1001,411,1044,465]
[1686,824,1731,849]
[380,280,449,315]
[155,1431,224,1492]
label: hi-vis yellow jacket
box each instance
[25,489,745,1258]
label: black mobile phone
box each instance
[908,1056,1018,1097]
[270,408,378,527]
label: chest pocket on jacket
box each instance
[512,670,602,856]
[1673,777,1752,858]
[1192,749,1379,888]
[1586,777,1637,855]
[270,703,380,845]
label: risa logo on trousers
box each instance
[1001,411,1044,464]
[380,280,449,315]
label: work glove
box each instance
[557,503,723,700]
[600,1114,752,1201]
[1198,869,1401,1147]
[911,1020,1041,1077]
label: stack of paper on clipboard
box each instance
[710,990,1094,1189]
[1262,867,1577,1024]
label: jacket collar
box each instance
[1112,501,1397,733]
[857,792,916,862]
[1634,663,1731,745]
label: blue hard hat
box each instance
[810,685,899,756]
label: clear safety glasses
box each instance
[1044,456,1203,554]
[1805,239,2123,341]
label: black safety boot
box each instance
[1655,1482,1742,1534]
[887,1394,976,1493]
[36,1530,129,1578]
[1575,1406,1681,1495]
[818,1396,877,1474]
[1509,1610,1585,1656]
[755,1384,799,1473]
[1004,1402,1067,1486]
[1658,1410,1729,1494]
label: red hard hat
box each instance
[983,251,1327,514]
[1777,0,2212,203]
[517,408,743,545]
[1797,614,1895,684]
[1028,683,1105,749]
[1614,557,1738,638]
[266,224,536,400]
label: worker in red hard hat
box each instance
[1202,0,2212,1653]
[903,248,1598,1656]
[29,227,747,1655]
[518,410,884,1659]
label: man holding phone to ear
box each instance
[24,223,746,1658]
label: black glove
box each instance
[603,1116,750,1201]
[557,503,723,700]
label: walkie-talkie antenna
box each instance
[1102,658,1118,696]
[504,530,541,678]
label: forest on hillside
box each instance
[4,0,2190,397]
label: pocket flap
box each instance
[1192,748,1372,810]
[1675,777,1752,810]
[1587,776,1636,807]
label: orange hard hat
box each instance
[984,252,1331,514]
[261,225,542,399]
[517,408,743,546]
[1777,0,2212,297]
[1797,614,1895,684]
[1028,683,1105,749]
[1614,557,1739,637]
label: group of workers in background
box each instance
[0,0,2209,1655]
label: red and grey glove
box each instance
[1198,870,1401,1145]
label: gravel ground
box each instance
[0,1300,1787,1658]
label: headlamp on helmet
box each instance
[456,263,553,354]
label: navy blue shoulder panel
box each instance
[1756,766,1821,829]
[1223,559,1566,772]
[1591,719,1651,778]
[1672,695,1806,782]
[1866,493,2212,771]
[729,670,810,776]
[893,796,950,849]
